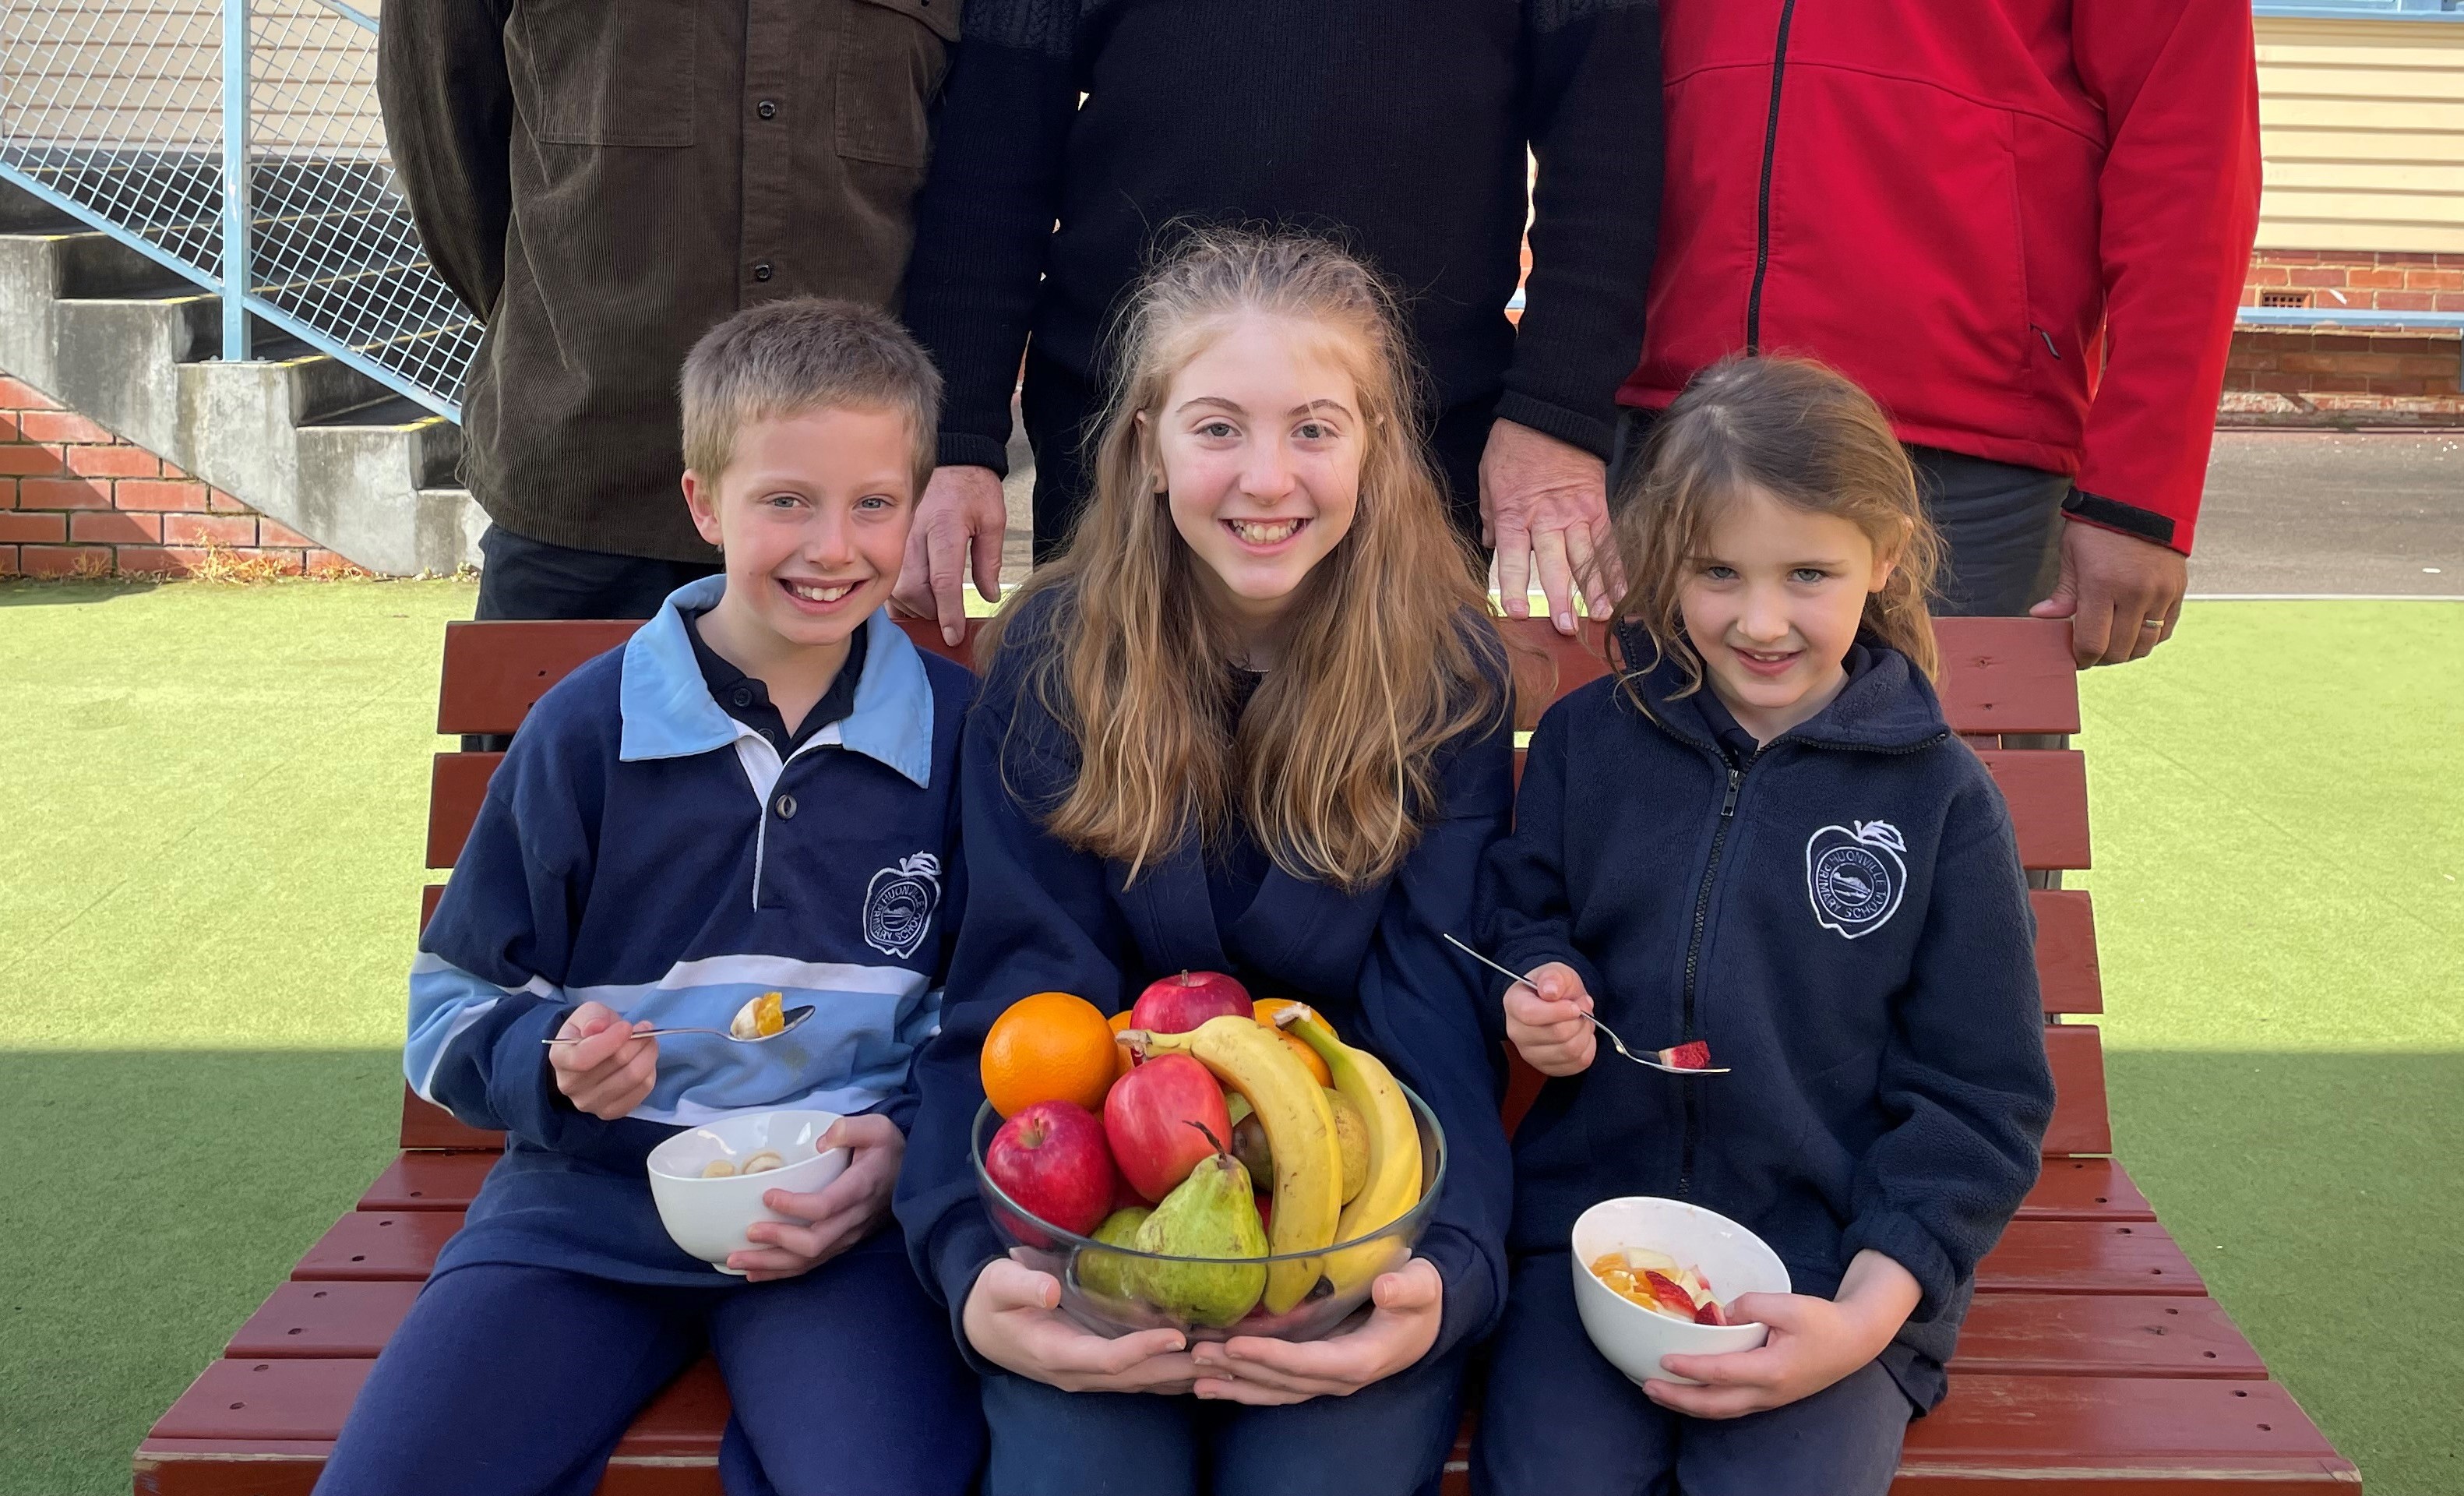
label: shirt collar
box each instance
[618,576,937,786]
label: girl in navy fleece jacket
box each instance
[894,231,1516,1496]
[1474,357,2056,1496]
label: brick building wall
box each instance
[2228,251,2464,423]
[0,371,358,578]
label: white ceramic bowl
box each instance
[1570,1196,1791,1386]
[647,1110,849,1274]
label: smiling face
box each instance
[1149,313,1363,656]
[682,404,917,669]
[1676,484,1898,743]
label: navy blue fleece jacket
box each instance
[1479,640,2053,1409]
[895,587,1518,1367]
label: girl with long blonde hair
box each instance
[897,229,1516,1496]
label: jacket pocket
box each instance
[837,0,958,169]
[509,0,699,148]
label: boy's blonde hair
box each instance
[679,298,941,489]
[1613,355,1944,693]
[979,227,1503,891]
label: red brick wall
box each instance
[0,371,357,579]
[2243,249,2464,316]
[2228,252,2464,422]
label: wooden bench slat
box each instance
[1928,617,2084,738]
[1975,1220,2204,1297]
[217,1278,2265,1388]
[291,1212,464,1282]
[2019,1158,2154,1222]
[1951,1294,2265,1380]
[436,618,981,736]
[400,1085,503,1152]
[296,1206,2191,1298]
[437,619,642,736]
[148,1358,373,1441]
[1894,1374,2351,1487]
[227,1282,424,1359]
[1977,748,2091,871]
[358,1150,495,1211]
[425,753,497,870]
[1493,617,2082,739]
[2033,888,2102,1015]
[2046,1023,2114,1156]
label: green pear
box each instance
[1077,1206,1151,1304]
[1133,1124,1267,1328]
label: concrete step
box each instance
[0,196,481,573]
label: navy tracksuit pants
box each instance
[1474,1254,1913,1496]
[978,1343,1470,1496]
[313,1231,983,1496]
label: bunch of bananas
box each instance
[1128,1007,1425,1311]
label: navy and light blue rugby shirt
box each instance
[406,577,974,1283]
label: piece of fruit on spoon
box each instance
[731,991,788,1039]
[1655,1040,1713,1071]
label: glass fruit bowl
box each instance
[971,1087,1447,1343]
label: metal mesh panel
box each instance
[0,0,479,415]
[246,0,478,409]
[0,1,227,277]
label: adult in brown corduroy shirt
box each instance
[380,0,957,619]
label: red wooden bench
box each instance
[135,616,2359,1494]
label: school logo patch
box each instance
[1804,820,1908,940]
[863,852,942,960]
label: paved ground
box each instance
[2193,431,2463,597]
[994,422,2463,600]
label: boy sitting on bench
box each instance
[315,300,985,1496]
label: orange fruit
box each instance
[1273,1028,1334,1088]
[1109,1009,1137,1083]
[1251,999,1334,1086]
[982,991,1119,1117]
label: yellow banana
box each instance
[1278,1005,1424,1297]
[1127,1014,1342,1313]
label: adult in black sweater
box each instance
[891,0,1665,643]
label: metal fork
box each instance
[1444,933,1730,1075]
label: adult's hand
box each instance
[893,464,1008,646]
[1481,419,1621,637]
[962,1255,1199,1394]
[727,1114,903,1282]
[2029,520,2188,669]
[1186,1257,1444,1405]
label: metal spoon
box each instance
[542,1003,816,1046]
[1444,933,1731,1075]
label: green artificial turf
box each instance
[0,581,2456,1494]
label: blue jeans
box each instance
[979,1343,1470,1496]
[314,1232,984,1496]
[1474,1253,1912,1496]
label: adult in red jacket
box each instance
[1624,1,2261,666]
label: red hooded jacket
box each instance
[1620,0,2261,554]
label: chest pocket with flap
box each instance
[838,0,960,168]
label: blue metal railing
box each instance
[0,0,477,418]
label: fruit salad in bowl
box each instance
[968,979,1446,1343]
[1568,1197,1789,1385]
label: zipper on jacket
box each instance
[1743,0,1800,355]
[1676,755,1749,1198]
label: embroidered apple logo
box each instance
[1803,820,1907,940]
[864,852,941,959]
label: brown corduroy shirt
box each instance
[379,0,958,562]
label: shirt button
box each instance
[753,262,774,282]
[756,99,777,119]
[775,794,797,820]
[731,686,754,707]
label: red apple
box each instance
[984,1100,1119,1244]
[1103,1053,1235,1202]
[1130,969,1253,1036]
